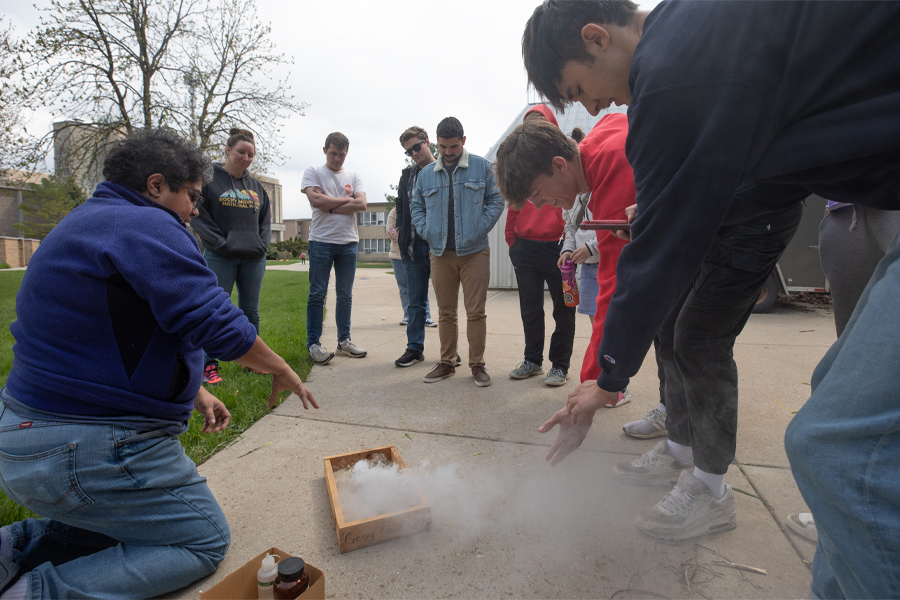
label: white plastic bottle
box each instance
[257,553,280,599]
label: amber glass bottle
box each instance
[273,557,309,599]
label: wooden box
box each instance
[199,547,324,599]
[324,445,431,553]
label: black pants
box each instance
[509,238,576,372]
[657,204,803,474]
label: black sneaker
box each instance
[456,354,462,367]
[395,348,425,367]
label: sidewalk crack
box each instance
[269,413,639,458]
[734,461,812,572]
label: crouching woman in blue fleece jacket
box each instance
[0,128,318,600]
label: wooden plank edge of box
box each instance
[199,547,324,600]
[323,445,432,553]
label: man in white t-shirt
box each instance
[301,132,368,364]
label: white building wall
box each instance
[488,207,516,289]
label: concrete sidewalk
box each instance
[178,268,833,599]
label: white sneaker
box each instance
[336,339,367,358]
[308,344,334,365]
[787,512,818,542]
[623,404,668,439]
[636,470,736,541]
[614,439,693,487]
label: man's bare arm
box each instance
[303,186,351,210]
[331,192,367,214]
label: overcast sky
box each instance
[4,0,660,220]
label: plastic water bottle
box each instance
[560,260,579,307]
[257,553,281,599]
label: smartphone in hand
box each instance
[580,220,631,231]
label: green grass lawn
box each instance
[0,272,25,389]
[0,270,311,526]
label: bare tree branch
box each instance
[8,0,302,185]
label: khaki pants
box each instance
[430,248,490,367]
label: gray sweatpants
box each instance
[819,205,900,337]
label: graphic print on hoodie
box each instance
[191,163,272,260]
[218,188,261,211]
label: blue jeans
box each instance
[0,393,230,599]
[785,229,900,599]
[307,241,357,347]
[391,258,431,321]
[203,250,266,367]
[402,245,432,352]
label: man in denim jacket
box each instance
[410,117,504,387]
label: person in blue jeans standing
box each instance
[301,132,369,364]
[0,128,317,599]
[387,207,435,328]
[393,126,443,368]
[191,128,271,385]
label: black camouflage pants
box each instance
[658,203,803,474]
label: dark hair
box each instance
[523,0,638,110]
[103,128,213,193]
[399,126,428,145]
[226,127,255,148]
[324,132,349,151]
[436,117,464,140]
[571,127,585,143]
[494,118,579,209]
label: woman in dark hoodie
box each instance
[192,128,272,385]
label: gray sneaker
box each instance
[614,439,693,487]
[308,344,334,365]
[544,367,568,387]
[509,360,543,379]
[623,404,669,439]
[336,339,367,358]
[636,470,736,541]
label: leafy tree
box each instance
[383,184,398,212]
[274,237,308,258]
[13,175,86,239]
[384,142,439,210]
[0,18,38,173]
[13,0,305,179]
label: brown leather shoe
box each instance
[423,362,455,383]
[472,365,491,387]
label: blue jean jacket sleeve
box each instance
[481,168,505,234]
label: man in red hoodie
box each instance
[495,114,639,396]
[505,105,576,387]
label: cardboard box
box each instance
[199,547,324,599]
[324,445,432,553]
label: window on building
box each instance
[357,211,386,226]
[357,238,390,253]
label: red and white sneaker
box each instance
[605,387,632,408]
[203,364,223,385]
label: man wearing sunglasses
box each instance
[394,127,439,368]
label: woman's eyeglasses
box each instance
[404,140,428,157]
[177,184,204,208]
